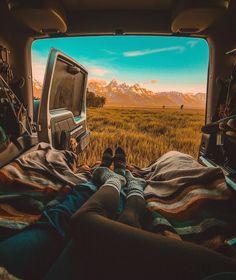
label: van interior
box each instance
[1,0,236,279]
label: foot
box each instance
[100,147,113,167]
[125,170,146,199]
[114,147,126,176]
[92,166,126,192]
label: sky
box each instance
[32,36,209,93]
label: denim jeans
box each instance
[0,182,125,280]
[44,241,80,280]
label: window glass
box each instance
[49,58,84,116]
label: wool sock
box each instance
[100,147,113,167]
[125,170,146,200]
[114,147,126,176]
[92,166,126,193]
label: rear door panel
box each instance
[37,48,89,153]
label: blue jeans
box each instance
[44,241,82,280]
[0,182,125,280]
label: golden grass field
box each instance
[80,107,205,168]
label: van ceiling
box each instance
[0,0,236,35]
[60,0,177,11]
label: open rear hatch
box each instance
[37,48,90,154]
[0,48,90,168]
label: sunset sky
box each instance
[32,36,209,93]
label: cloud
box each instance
[103,49,117,55]
[90,67,110,76]
[70,56,112,78]
[31,51,111,83]
[123,46,186,57]
[187,40,198,48]
[150,80,158,84]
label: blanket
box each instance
[1,146,236,257]
[0,143,89,230]
[131,151,236,255]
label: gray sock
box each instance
[125,170,146,200]
[92,167,126,193]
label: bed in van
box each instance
[0,0,236,279]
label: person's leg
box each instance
[38,182,96,239]
[43,240,83,280]
[114,147,126,176]
[0,182,96,280]
[0,226,63,280]
[44,168,127,280]
[118,170,146,228]
[100,147,113,167]
[118,196,146,228]
[71,167,236,280]
[113,147,147,228]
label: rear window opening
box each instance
[32,36,209,167]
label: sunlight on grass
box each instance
[79,107,205,168]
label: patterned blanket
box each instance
[0,143,89,230]
[1,146,236,257]
[131,151,236,256]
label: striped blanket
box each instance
[1,146,236,256]
[131,151,236,255]
[0,142,89,230]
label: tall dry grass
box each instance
[79,107,205,168]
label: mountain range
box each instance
[88,79,206,108]
[33,79,206,108]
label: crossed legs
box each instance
[70,151,236,280]
[100,147,147,229]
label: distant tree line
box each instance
[86,89,106,108]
